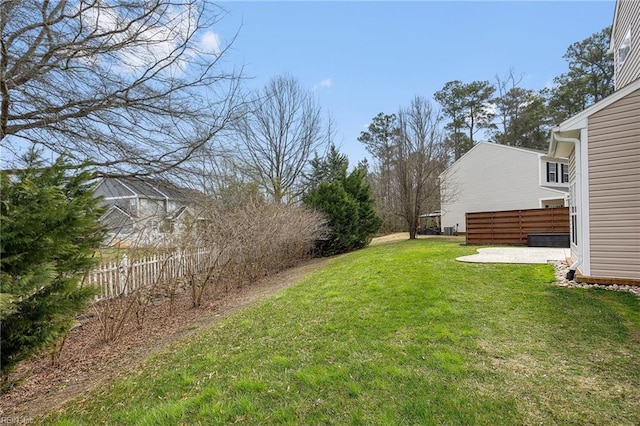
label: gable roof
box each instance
[440,142,547,178]
[96,177,190,201]
[99,204,135,230]
[120,179,166,199]
[100,203,133,218]
[94,178,136,198]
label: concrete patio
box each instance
[457,247,570,264]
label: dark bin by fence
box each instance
[527,233,570,248]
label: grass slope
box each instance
[48,240,639,425]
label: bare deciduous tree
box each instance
[395,96,447,239]
[358,113,403,232]
[235,75,327,204]
[492,70,550,150]
[493,69,524,144]
[0,0,243,176]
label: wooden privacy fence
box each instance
[466,207,569,245]
[84,249,214,301]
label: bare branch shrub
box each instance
[179,200,327,307]
[90,233,177,342]
[81,189,326,343]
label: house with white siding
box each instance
[439,142,568,233]
[547,0,640,284]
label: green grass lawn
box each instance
[48,239,639,425]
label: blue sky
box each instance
[215,1,616,166]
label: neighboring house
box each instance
[439,142,569,233]
[547,0,639,284]
[94,177,197,246]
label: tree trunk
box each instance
[409,226,417,240]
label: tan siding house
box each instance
[549,0,640,285]
[588,89,640,279]
[612,0,640,89]
[567,153,579,262]
[549,79,640,284]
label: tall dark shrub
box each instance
[304,181,360,256]
[344,167,382,249]
[304,146,381,256]
[0,155,105,385]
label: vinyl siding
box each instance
[613,0,640,89]
[587,88,640,279]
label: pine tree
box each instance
[304,182,360,256]
[343,165,382,249]
[544,27,614,124]
[1,154,105,385]
[303,146,381,256]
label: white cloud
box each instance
[199,31,221,55]
[313,78,333,91]
[319,78,332,88]
[77,2,212,76]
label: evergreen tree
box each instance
[492,88,550,150]
[434,80,495,160]
[306,145,349,190]
[303,148,381,256]
[357,113,403,232]
[343,165,382,249]
[304,181,360,256]
[1,154,105,385]
[545,26,614,124]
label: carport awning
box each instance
[419,211,441,218]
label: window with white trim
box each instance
[617,25,632,68]
[561,163,569,183]
[546,161,558,183]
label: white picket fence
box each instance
[84,249,214,301]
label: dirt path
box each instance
[0,256,337,420]
[371,233,465,245]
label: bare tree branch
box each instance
[1,0,244,176]
[235,75,328,204]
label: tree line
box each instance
[435,27,613,159]
[0,0,613,209]
[359,26,613,233]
